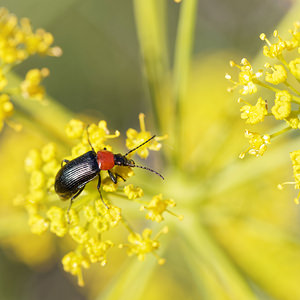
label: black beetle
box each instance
[54,134,164,218]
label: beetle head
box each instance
[114,153,135,167]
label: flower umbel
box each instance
[227,22,300,202]
[20,117,176,286]
[0,7,61,130]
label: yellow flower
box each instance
[289,58,300,79]
[285,112,300,129]
[124,184,144,200]
[0,94,13,130]
[28,214,49,235]
[0,8,61,64]
[260,31,288,58]
[141,193,181,222]
[69,226,89,244]
[228,24,300,166]
[126,113,167,158]
[239,97,268,124]
[0,68,8,91]
[62,250,90,287]
[271,90,291,120]
[20,68,49,101]
[290,150,300,190]
[85,238,113,264]
[0,7,61,132]
[47,206,68,237]
[226,58,263,95]
[120,227,168,264]
[240,130,270,159]
[265,64,287,84]
[65,119,85,139]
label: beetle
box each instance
[54,134,164,217]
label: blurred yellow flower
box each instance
[0,7,61,130]
[20,68,49,101]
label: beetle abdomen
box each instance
[55,151,100,200]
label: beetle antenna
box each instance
[86,124,95,152]
[124,135,156,157]
[134,164,164,180]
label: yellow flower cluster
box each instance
[19,117,179,286]
[119,227,169,265]
[0,7,61,130]
[126,113,168,159]
[227,22,300,201]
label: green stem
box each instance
[132,0,169,133]
[270,125,292,139]
[6,72,73,144]
[179,213,258,300]
[284,81,300,97]
[172,0,198,166]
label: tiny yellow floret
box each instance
[20,68,49,101]
[240,130,271,159]
[62,251,90,286]
[239,97,268,124]
[66,119,85,139]
[124,184,144,200]
[290,150,300,189]
[141,193,176,222]
[265,64,287,84]
[271,90,291,120]
[126,113,167,159]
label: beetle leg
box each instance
[67,186,85,223]
[108,170,126,183]
[61,159,70,167]
[108,170,117,184]
[97,173,109,209]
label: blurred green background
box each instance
[0,0,299,300]
[2,0,290,128]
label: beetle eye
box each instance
[103,147,107,151]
